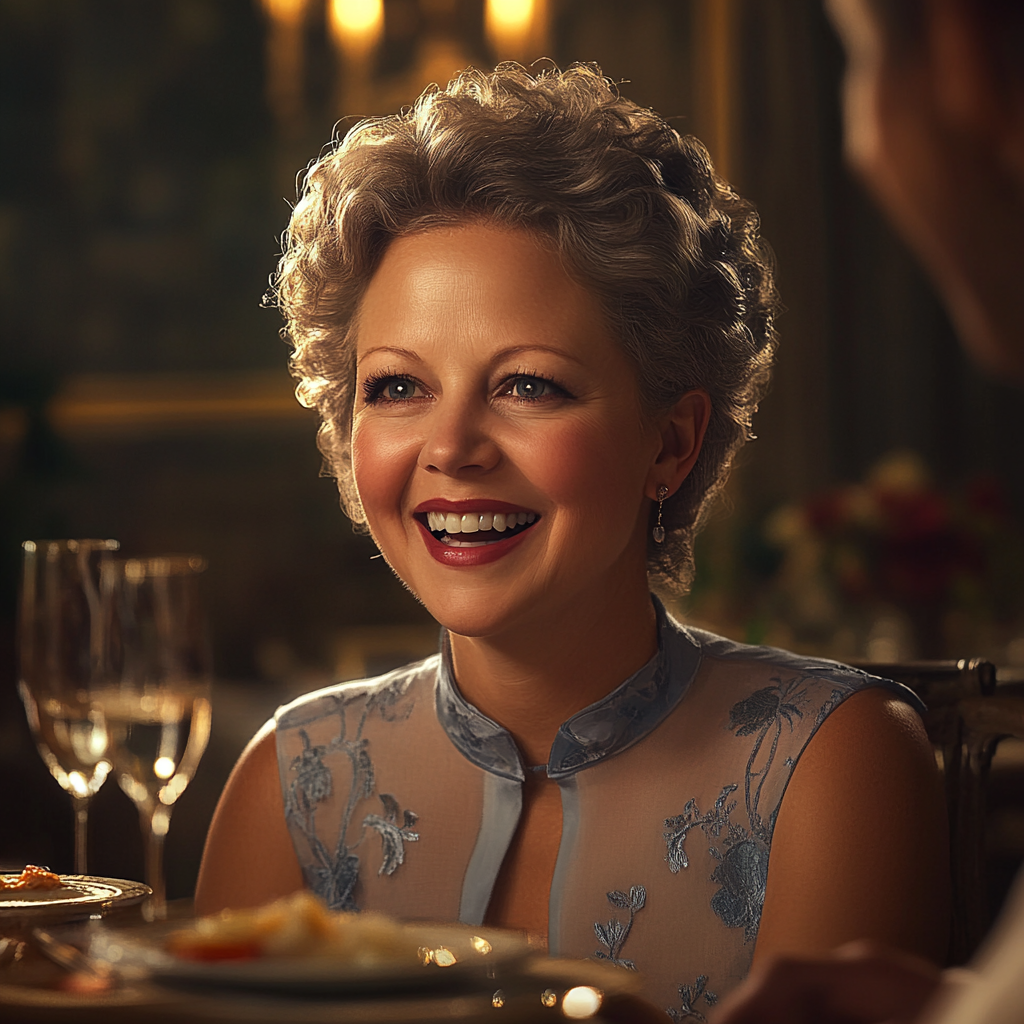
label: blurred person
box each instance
[194,64,947,1013]
[717,0,1024,1021]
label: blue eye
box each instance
[362,374,422,404]
[506,376,564,400]
[385,379,416,400]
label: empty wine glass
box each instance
[18,538,121,876]
[97,555,212,921]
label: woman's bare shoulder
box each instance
[194,720,304,917]
[756,686,949,963]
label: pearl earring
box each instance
[653,485,669,544]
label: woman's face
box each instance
[351,221,665,639]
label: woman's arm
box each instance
[755,687,949,963]
[194,720,304,916]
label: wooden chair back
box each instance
[851,658,1023,964]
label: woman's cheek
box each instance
[521,419,646,516]
[351,419,419,520]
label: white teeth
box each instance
[425,510,537,534]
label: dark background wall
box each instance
[2,0,1022,899]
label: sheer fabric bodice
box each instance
[275,601,924,1014]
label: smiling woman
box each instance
[350,223,682,636]
[195,64,949,1015]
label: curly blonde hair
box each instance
[276,62,778,594]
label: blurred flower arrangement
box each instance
[683,452,1024,662]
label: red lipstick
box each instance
[414,517,535,566]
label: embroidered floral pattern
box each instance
[293,731,333,808]
[663,784,767,942]
[364,793,420,876]
[283,678,418,911]
[593,885,646,970]
[814,687,849,730]
[667,975,718,1022]
[663,673,835,942]
[664,785,740,873]
[709,837,769,939]
[728,676,808,838]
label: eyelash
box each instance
[499,369,572,402]
[361,370,423,405]
[359,368,573,405]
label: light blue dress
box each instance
[274,599,924,1017]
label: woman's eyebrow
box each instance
[492,344,587,367]
[356,346,422,365]
[358,344,587,368]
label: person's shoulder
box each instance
[275,654,441,732]
[671,618,925,716]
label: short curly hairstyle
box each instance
[276,62,778,594]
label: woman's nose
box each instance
[417,399,501,476]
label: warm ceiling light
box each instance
[487,0,533,34]
[261,0,308,27]
[330,0,384,46]
[485,0,535,58]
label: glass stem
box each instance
[140,806,169,921]
[71,794,91,876]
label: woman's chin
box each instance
[414,585,548,641]
[423,606,518,641]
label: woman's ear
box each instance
[646,389,711,500]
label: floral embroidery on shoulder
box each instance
[593,885,646,970]
[663,784,767,942]
[282,677,419,911]
[667,975,718,1022]
[663,673,831,942]
[814,686,852,729]
[664,785,739,873]
[728,675,809,837]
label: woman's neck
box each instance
[447,579,660,766]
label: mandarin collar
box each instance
[434,598,703,781]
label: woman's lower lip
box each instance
[416,520,533,566]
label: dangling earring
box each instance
[653,485,669,544]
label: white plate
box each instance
[0,876,150,919]
[87,921,531,996]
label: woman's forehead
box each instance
[355,223,612,356]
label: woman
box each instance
[196,64,948,1012]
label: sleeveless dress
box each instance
[274,599,925,1016]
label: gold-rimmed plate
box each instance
[87,921,531,996]
[0,876,150,921]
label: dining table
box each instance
[0,886,647,1024]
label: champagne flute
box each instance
[97,556,212,921]
[17,538,120,876]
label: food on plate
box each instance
[0,864,64,890]
[165,890,422,964]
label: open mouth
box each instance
[415,509,540,548]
